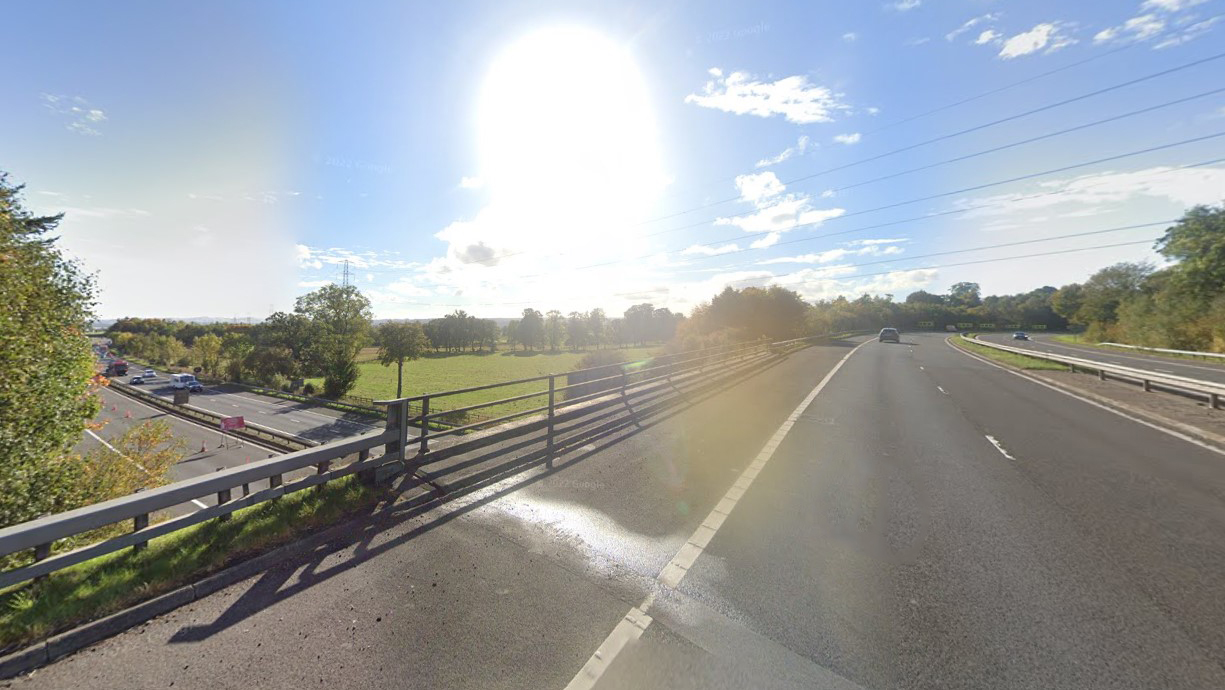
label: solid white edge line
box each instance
[86,428,209,510]
[946,337,1225,458]
[564,338,872,690]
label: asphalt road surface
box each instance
[979,332,1225,385]
[76,386,287,516]
[25,334,1225,689]
[108,363,383,442]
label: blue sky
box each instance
[4,0,1224,319]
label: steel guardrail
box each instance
[1099,342,1225,360]
[964,335,1225,409]
[0,329,868,588]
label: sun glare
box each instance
[477,27,667,252]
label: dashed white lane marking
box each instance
[936,385,948,395]
[947,337,1225,459]
[87,429,209,509]
[565,339,871,690]
[919,366,925,371]
[985,434,1016,460]
[1155,368,1174,374]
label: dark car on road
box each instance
[1012,331,1030,341]
[879,328,900,343]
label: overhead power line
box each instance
[509,136,1224,280]
[378,233,1165,309]
[677,220,1173,279]
[640,48,1225,227]
[713,238,1159,293]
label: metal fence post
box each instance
[315,459,331,492]
[216,468,231,521]
[1213,392,1223,410]
[133,512,149,552]
[419,395,431,455]
[547,374,556,458]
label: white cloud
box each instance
[757,243,905,265]
[734,172,786,205]
[755,135,811,168]
[1095,0,1215,48]
[685,70,851,124]
[850,237,909,246]
[891,0,921,11]
[1153,15,1221,48]
[750,232,781,249]
[717,196,847,234]
[298,279,333,288]
[60,206,150,219]
[866,106,880,115]
[833,132,861,145]
[459,176,484,189]
[975,29,1003,45]
[41,93,107,136]
[905,37,932,46]
[956,164,1225,218]
[946,13,1000,42]
[998,22,1077,59]
[842,32,857,42]
[708,67,723,77]
[1142,0,1205,10]
[681,243,740,256]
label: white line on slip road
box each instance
[985,434,1016,460]
[936,385,948,395]
[947,337,1225,458]
[86,429,209,509]
[565,339,872,690]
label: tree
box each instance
[0,173,101,527]
[566,311,590,350]
[377,321,429,398]
[258,311,317,373]
[220,333,254,382]
[1156,204,1225,303]
[905,290,944,305]
[587,308,606,349]
[505,320,520,350]
[545,310,565,351]
[194,333,223,374]
[624,303,655,346]
[519,308,544,351]
[294,285,372,398]
[947,282,982,308]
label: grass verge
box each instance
[0,475,383,652]
[951,335,1069,371]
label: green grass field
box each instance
[308,346,662,417]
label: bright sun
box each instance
[476,26,667,251]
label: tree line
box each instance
[1046,205,1225,351]
[505,304,683,351]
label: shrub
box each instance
[303,382,317,396]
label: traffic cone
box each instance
[200,441,207,453]
[124,409,131,419]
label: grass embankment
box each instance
[0,476,382,651]
[951,335,1068,371]
[307,346,662,414]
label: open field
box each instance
[310,346,663,415]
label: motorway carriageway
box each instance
[76,386,292,516]
[128,372,386,443]
[978,331,1225,385]
[28,332,1225,689]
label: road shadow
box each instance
[166,350,794,644]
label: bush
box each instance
[303,382,317,396]
[574,349,627,370]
